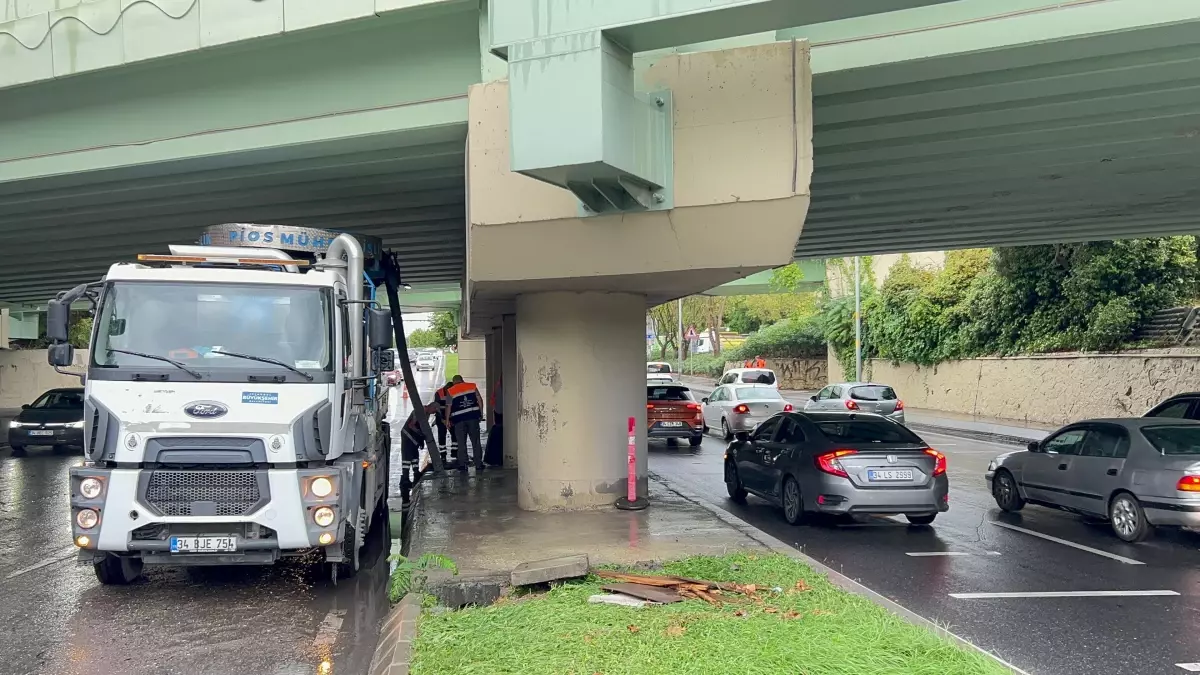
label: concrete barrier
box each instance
[0,349,87,408]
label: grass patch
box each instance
[443,352,459,380]
[412,552,1006,675]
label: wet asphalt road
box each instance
[0,362,444,675]
[650,428,1200,675]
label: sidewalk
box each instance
[678,375,1051,445]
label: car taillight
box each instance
[925,448,947,476]
[845,399,859,411]
[816,449,857,478]
[733,404,750,414]
[783,404,793,412]
[1177,475,1200,492]
[896,400,904,411]
[646,403,656,410]
[685,403,701,411]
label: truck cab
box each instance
[46,224,396,585]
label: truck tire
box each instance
[94,554,143,585]
[334,509,365,579]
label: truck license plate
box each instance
[28,430,53,436]
[659,421,684,427]
[170,536,237,553]
[867,470,913,481]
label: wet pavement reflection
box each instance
[0,364,444,675]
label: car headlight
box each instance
[76,508,99,529]
[66,421,85,429]
[986,460,997,472]
[8,420,24,428]
[310,476,334,498]
[79,478,103,499]
[313,506,335,527]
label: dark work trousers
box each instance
[433,415,453,462]
[399,436,420,503]
[452,419,484,469]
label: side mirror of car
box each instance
[701,397,708,404]
[735,431,750,442]
[1027,441,1041,452]
[809,395,818,402]
[21,404,29,410]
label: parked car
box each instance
[1144,393,1200,419]
[647,362,676,385]
[7,387,86,456]
[723,412,949,525]
[716,368,777,387]
[986,418,1200,542]
[647,384,704,447]
[702,384,792,440]
[407,349,418,365]
[806,382,905,425]
[416,353,437,371]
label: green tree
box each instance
[429,311,459,348]
[407,328,442,348]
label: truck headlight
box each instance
[79,478,103,499]
[310,477,334,498]
[67,421,85,429]
[313,506,335,527]
[76,508,99,529]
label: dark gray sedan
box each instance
[723,412,949,526]
[7,387,85,456]
[986,418,1200,542]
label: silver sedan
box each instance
[701,384,792,440]
[805,382,905,426]
[986,418,1200,542]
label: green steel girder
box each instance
[492,0,956,214]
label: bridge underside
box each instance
[797,6,1200,259]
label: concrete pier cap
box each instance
[465,41,814,510]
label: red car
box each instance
[647,384,704,447]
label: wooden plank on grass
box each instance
[601,583,683,604]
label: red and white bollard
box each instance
[615,415,648,510]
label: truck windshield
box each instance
[92,282,333,374]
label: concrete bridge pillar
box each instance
[514,292,647,510]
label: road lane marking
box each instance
[906,551,1001,557]
[951,590,1179,599]
[312,609,346,648]
[1177,664,1200,672]
[4,546,77,580]
[989,521,1144,565]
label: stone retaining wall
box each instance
[0,349,88,408]
[724,358,826,389]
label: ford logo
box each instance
[184,401,228,419]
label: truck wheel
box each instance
[94,555,143,585]
[334,510,365,580]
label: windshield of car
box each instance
[850,385,897,401]
[1142,425,1200,455]
[740,370,775,384]
[647,363,672,374]
[92,282,333,373]
[735,386,782,400]
[816,419,924,444]
[31,391,83,409]
[648,386,693,401]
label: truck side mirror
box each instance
[48,342,75,368]
[373,349,396,373]
[47,299,70,343]
[367,307,392,350]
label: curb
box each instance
[908,422,1039,447]
[369,592,422,675]
[648,474,1032,675]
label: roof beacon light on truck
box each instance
[137,254,311,267]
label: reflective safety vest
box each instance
[755,358,766,368]
[400,412,424,448]
[447,381,483,423]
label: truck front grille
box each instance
[144,470,263,517]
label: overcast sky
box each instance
[402,312,431,336]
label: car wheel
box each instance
[906,513,937,526]
[666,438,678,446]
[688,435,703,447]
[992,470,1025,512]
[52,444,67,454]
[721,418,733,441]
[9,445,26,457]
[94,555,143,585]
[1109,492,1152,543]
[782,476,804,525]
[724,461,747,503]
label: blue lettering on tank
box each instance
[281,233,294,245]
[229,231,241,242]
[298,234,309,246]
[263,232,273,243]
[247,231,260,242]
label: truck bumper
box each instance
[70,466,348,560]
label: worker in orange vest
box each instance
[445,375,485,471]
[754,355,766,368]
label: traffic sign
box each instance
[684,326,698,341]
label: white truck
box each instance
[46,224,397,585]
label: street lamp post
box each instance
[854,256,862,382]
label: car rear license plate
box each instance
[867,469,913,481]
[28,430,53,436]
[659,421,684,427]
[170,536,237,553]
